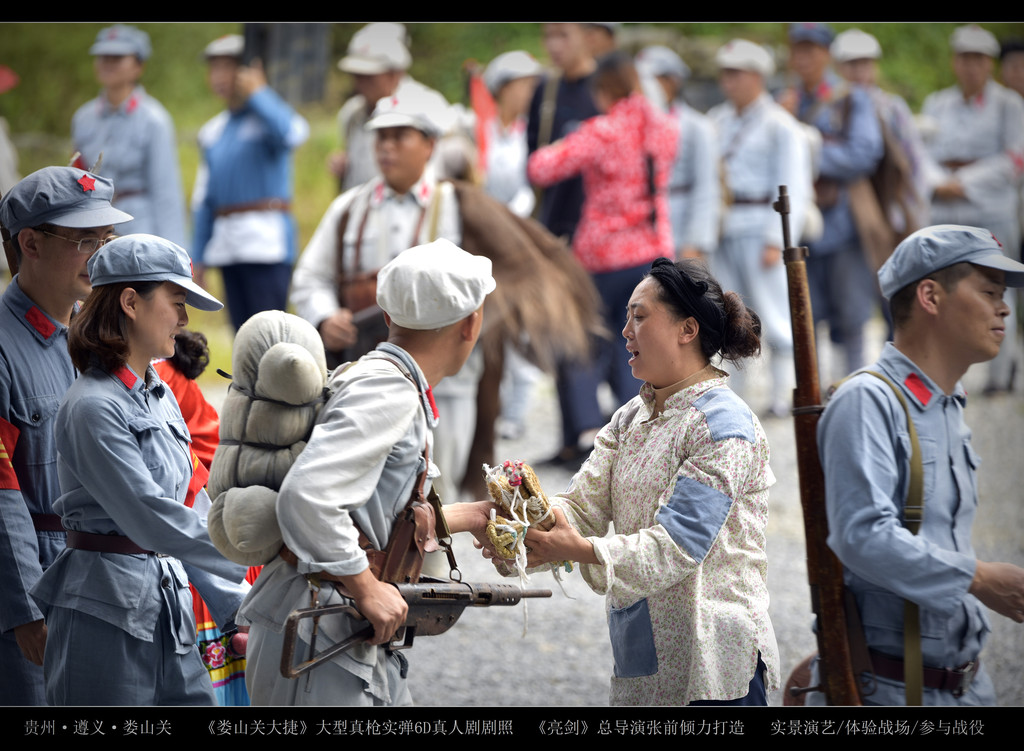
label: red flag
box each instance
[468,67,496,174]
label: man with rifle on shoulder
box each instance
[239,238,524,706]
[808,224,1024,705]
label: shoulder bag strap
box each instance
[851,369,924,705]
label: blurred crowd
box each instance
[2,19,1024,710]
[5,22,1024,402]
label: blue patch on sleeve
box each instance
[693,387,756,444]
[656,475,734,563]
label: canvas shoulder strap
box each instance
[835,369,924,704]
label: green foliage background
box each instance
[2,21,1022,378]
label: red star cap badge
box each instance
[78,174,96,192]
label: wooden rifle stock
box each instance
[775,185,862,705]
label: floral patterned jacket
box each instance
[554,372,780,705]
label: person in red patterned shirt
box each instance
[528,49,679,464]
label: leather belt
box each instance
[66,530,153,555]
[216,198,291,217]
[941,159,976,170]
[870,650,980,698]
[31,513,65,532]
[730,195,771,205]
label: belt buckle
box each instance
[952,660,977,698]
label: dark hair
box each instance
[646,257,762,364]
[1001,37,1024,60]
[68,280,162,373]
[592,50,640,104]
[167,329,211,381]
[888,262,975,327]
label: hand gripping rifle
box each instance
[280,576,551,678]
[774,186,867,705]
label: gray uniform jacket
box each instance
[72,85,187,247]
[0,279,76,703]
[815,343,993,705]
[922,78,1024,250]
[30,363,247,647]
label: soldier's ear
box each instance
[17,228,42,261]
[915,279,942,316]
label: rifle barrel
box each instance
[776,185,862,706]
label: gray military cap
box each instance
[878,224,1024,299]
[88,233,223,311]
[89,24,152,61]
[0,166,133,235]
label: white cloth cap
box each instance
[367,87,450,137]
[715,39,775,77]
[951,24,1000,57]
[483,50,543,95]
[339,23,412,74]
[376,239,496,330]
[831,29,882,62]
[204,34,244,60]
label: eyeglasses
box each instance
[38,229,118,254]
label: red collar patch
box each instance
[425,386,439,420]
[113,366,138,391]
[78,174,96,192]
[904,372,932,406]
[24,306,56,339]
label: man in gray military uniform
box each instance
[708,38,812,418]
[921,24,1024,394]
[812,225,1024,706]
[0,165,132,705]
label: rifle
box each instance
[280,576,551,678]
[774,185,866,706]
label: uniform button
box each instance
[161,577,171,589]
[31,412,41,423]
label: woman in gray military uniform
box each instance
[30,234,248,705]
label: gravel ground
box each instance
[207,320,1023,707]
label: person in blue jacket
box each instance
[30,233,249,705]
[782,22,884,380]
[191,34,309,332]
